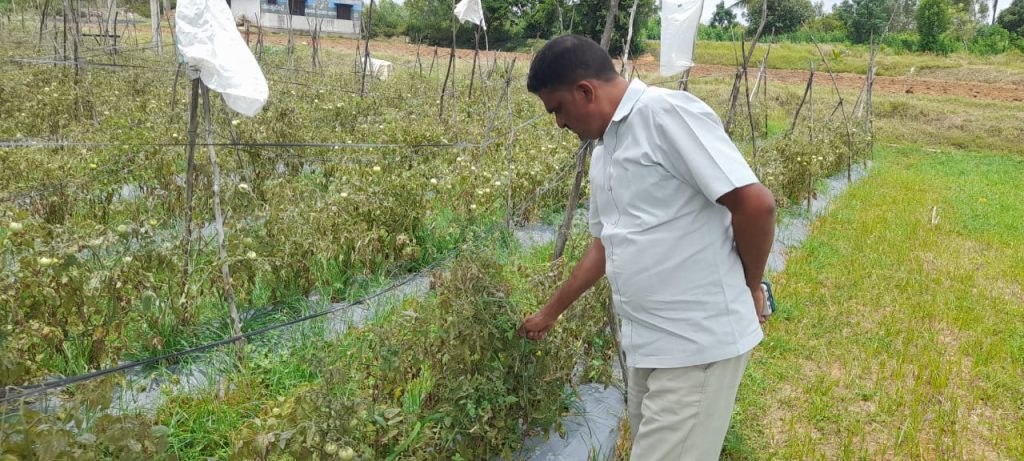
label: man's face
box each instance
[537,84,599,141]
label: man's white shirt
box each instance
[589,78,764,369]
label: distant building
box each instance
[230,0,362,36]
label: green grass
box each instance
[669,68,1024,157]
[690,40,1024,80]
[724,147,1024,460]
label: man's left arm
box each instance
[718,183,776,322]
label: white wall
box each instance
[231,0,261,23]
[262,12,359,36]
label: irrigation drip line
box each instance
[13,43,163,63]
[0,150,182,204]
[511,145,585,220]
[5,58,350,91]
[0,120,553,204]
[0,262,437,405]
[8,57,179,71]
[644,71,737,87]
[0,152,578,404]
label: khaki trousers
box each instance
[627,350,752,461]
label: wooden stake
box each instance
[725,2,768,133]
[552,141,592,262]
[179,78,200,323]
[742,43,759,161]
[808,62,815,143]
[866,42,877,165]
[469,26,479,99]
[789,63,815,133]
[811,39,856,183]
[416,41,422,77]
[428,46,438,77]
[360,0,375,97]
[201,83,245,348]
[439,20,457,118]
[149,0,161,54]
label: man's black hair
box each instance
[527,34,618,94]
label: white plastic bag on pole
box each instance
[175,0,269,116]
[660,0,704,77]
[454,0,487,29]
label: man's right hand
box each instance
[517,310,558,340]
[517,238,606,341]
[750,285,768,324]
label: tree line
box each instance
[366,0,1024,55]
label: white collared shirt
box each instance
[589,79,763,369]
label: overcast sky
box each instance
[391,0,1011,28]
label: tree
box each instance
[949,4,979,47]
[918,0,952,51]
[950,0,991,22]
[645,11,661,39]
[997,0,1024,35]
[710,1,738,28]
[405,0,455,44]
[406,0,523,47]
[518,0,568,39]
[570,0,657,55]
[803,13,850,36]
[834,0,902,43]
[813,0,827,17]
[368,0,409,38]
[744,0,816,34]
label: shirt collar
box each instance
[610,78,648,123]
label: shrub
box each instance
[754,122,871,207]
[880,31,920,53]
[968,25,1014,55]
[0,377,172,460]
[232,247,615,460]
[698,25,747,42]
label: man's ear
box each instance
[575,81,596,104]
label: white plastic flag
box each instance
[175,0,269,116]
[660,0,704,76]
[454,0,487,30]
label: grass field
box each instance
[723,147,1024,460]
[689,40,1024,82]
